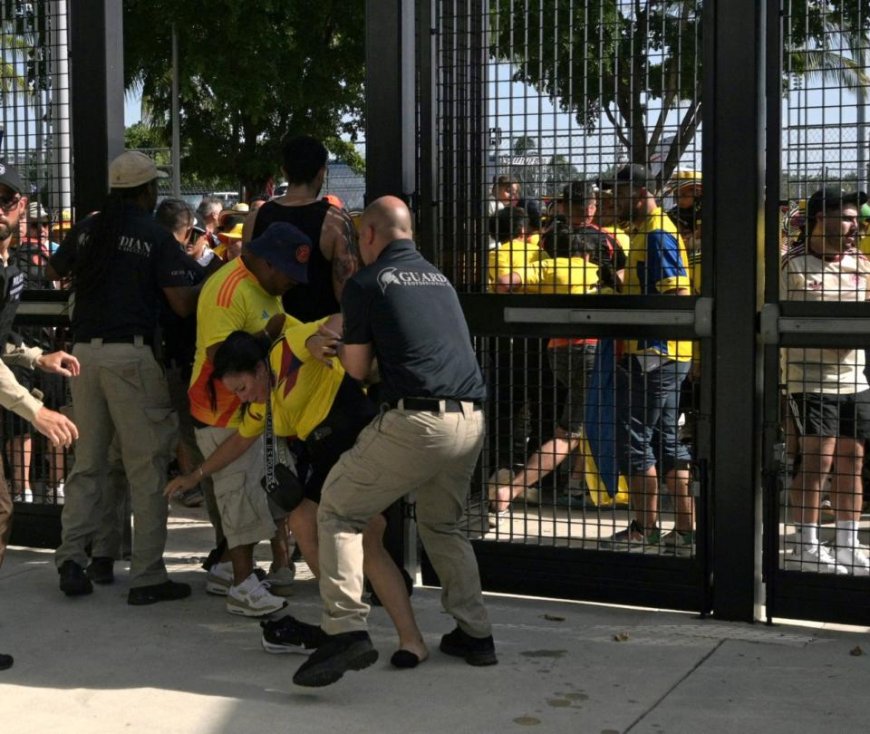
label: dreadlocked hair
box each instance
[71,184,153,297]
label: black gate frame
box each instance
[15,0,781,624]
[364,0,764,621]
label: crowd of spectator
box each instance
[1,140,867,677]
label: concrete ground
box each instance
[1,505,868,734]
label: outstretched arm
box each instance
[164,431,257,497]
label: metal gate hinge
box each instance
[760,303,780,345]
[694,297,713,338]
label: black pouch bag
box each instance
[261,398,305,513]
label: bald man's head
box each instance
[358,196,414,264]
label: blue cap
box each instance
[246,222,311,284]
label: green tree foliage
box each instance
[513,134,538,154]
[124,0,365,197]
[490,0,868,183]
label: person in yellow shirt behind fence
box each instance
[489,226,612,518]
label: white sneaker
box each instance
[226,573,288,617]
[786,543,848,574]
[205,561,233,596]
[834,544,870,576]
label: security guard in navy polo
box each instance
[293,195,495,687]
[48,151,199,604]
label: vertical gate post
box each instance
[365,0,416,204]
[69,0,124,218]
[365,0,417,573]
[704,0,765,621]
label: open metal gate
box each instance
[413,0,754,616]
[761,0,870,626]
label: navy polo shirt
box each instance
[342,239,486,404]
[50,204,195,341]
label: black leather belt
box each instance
[75,335,153,346]
[391,397,482,413]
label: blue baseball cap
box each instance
[246,222,311,284]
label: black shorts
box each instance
[789,391,870,440]
[299,375,377,504]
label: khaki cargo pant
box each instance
[55,341,178,588]
[317,404,492,638]
[0,473,11,567]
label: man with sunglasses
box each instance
[0,162,79,670]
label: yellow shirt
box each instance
[238,320,343,441]
[600,225,630,259]
[486,237,545,292]
[188,257,292,427]
[624,207,693,361]
[860,233,870,256]
[520,257,599,295]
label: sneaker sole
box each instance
[264,582,295,597]
[439,641,498,666]
[262,636,313,655]
[292,645,379,687]
[205,581,230,596]
[226,599,288,617]
[60,584,93,597]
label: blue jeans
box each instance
[615,356,693,476]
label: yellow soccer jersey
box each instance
[188,257,292,427]
[624,207,693,361]
[486,237,545,292]
[519,257,600,295]
[238,319,344,441]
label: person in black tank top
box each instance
[244,136,360,323]
[252,198,338,321]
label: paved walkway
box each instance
[1,506,868,734]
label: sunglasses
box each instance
[0,195,21,213]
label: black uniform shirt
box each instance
[252,198,337,321]
[0,257,25,345]
[342,239,486,404]
[49,205,193,341]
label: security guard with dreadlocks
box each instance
[48,151,199,604]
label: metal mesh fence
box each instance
[1,0,72,506]
[435,1,703,556]
[776,1,870,579]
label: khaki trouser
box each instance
[0,472,11,567]
[55,341,178,588]
[317,404,491,638]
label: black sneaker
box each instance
[261,615,326,654]
[86,557,115,585]
[128,580,192,606]
[292,631,378,687]
[58,560,93,597]
[0,653,12,671]
[439,626,498,666]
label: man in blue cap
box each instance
[187,221,311,616]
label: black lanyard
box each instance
[262,373,279,493]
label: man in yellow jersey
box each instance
[188,221,308,616]
[557,180,626,286]
[604,164,695,553]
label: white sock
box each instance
[836,520,859,550]
[799,524,819,547]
